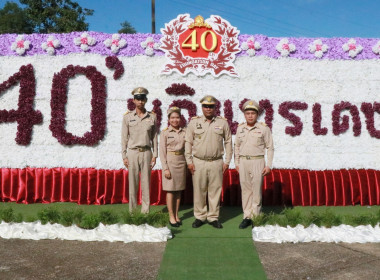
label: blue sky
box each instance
[3,0,380,37]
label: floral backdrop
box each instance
[0,32,379,171]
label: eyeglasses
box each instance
[202,104,215,109]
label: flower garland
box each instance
[360,102,380,139]
[332,101,361,136]
[0,64,42,145]
[223,100,239,134]
[105,56,124,80]
[312,103,328,135]
[168,99,197,127]
[278,101,308,136]
[1,33,380,60]
[165,83,195,96]
[49,65,107,145]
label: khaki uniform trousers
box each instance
[192,157,223,222]
[127,149,152,213]
[239,158,265,218]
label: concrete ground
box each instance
[1,238,380,279]
[256,242,380,280]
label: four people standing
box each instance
[121,91,274,229]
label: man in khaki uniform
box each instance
[185,95,232,229]
[121,87,158,213]
[234,100,274,229]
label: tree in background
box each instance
[118,21,136,34]
[0,1,33,34]
[19,0,94,33]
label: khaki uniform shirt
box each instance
[185,115,232,165]
[234,122,274,168]
[159,126,186,170]
[121,110,158,159]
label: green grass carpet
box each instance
[157,206,267,280]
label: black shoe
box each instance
[209,220,223,229]
[169,221,179,227]
[176,220,182,226]
[192,219,204,228]
[239,218,252,229]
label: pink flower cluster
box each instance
[278,101,308,136]
[165,83,195,96]
[0,64,42,145]
[105,56,124,80]
[332,101,361,136]
[49,65,107,145]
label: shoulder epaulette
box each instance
[149,111,156,115]
[191,116,201,120]
[238,122,246,127]
[217,116,227,120]
[163,127,168,131]
[260,122,267,126]
[124,111,130,115]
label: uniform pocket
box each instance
[194,129,205,139]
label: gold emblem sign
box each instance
[189,15,212,29]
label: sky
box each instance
[2,0,380,38]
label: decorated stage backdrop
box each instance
[0,14,379,206]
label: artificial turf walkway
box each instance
[157,206,267,280]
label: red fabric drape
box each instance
[0,168,379,206]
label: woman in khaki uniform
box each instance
[159,107,187,227]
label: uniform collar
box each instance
[202,115,216,122]
[168,125,182,132]
[244,121,259,130]
[133,109,148,119]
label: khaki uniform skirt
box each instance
[162,153,186,191]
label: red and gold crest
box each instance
[160,14,241,77]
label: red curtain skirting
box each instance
[0,168,379,206]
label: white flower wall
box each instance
[0,54,379,170]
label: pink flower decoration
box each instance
[241,37,261,56]
[11,35,31,55]
[104,34,127,54]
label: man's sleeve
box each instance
[264,126,274,168]
[234,126,241,166]
[223,121,233,165]
[152,115,159,158]
[121,115,129,159]
[185,121,194,165]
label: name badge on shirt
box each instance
[215,126,222,130]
